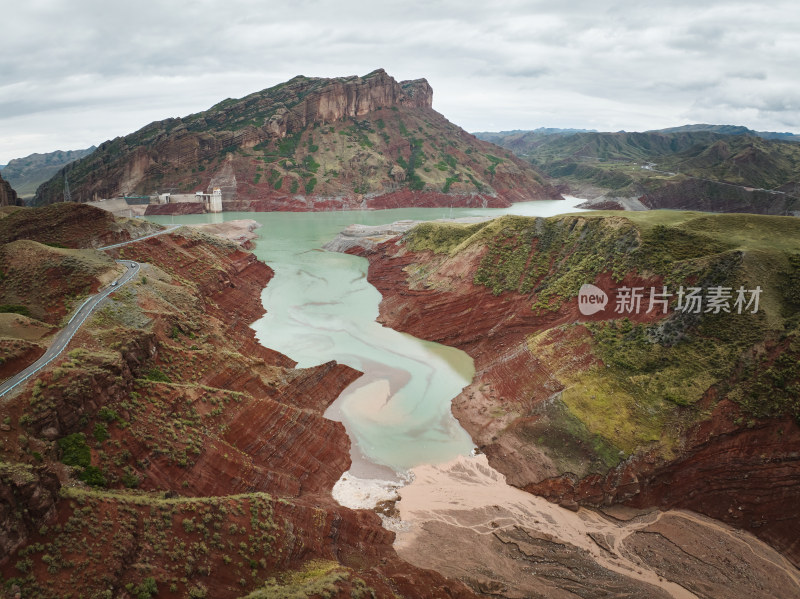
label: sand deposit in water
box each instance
[394,454,800,599]
[152,198,586,493]
[150,201,800,596]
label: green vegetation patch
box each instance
[515,395,623,473]
[727,332,800,422]
[528,326,685,457]
[277,132,302,158]
[244,559,373,599]
[442,175,460,193]
[57,433,108,487]
[58,433,91,468]
[403,221,488,255]
[470,215,639,300]
[485,153,503,177]
[0,304,32,318]
[547,162,635,190]
[144,367,172,383]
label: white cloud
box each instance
[1,0,799,162]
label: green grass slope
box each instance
[483,128,800,211]
[404,211,800,465]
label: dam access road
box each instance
[0,224,182,399]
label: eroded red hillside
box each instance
[352,212,800,567]
[0,206,475,598]
[34,70,561,211]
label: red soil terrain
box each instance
[352,227,800,569]
[0,202,160,249]
[0,210,475,597]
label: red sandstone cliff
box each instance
[34,70,560,210]
[0,205,476,598]
[351,213,800,568]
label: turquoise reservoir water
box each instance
[148,197,586,476]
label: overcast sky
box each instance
[1,0,799,163]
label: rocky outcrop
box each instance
[25,333,155,440]
[324,217,488,253]
[260,70,433,138]
[349,212,800,567]
[186,219,261,248]
[0,206,478,596]
[0,464,60,565]
[324,221,421,253]
[0,171,20,207]
[34,70,560,210]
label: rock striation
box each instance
[347,211,800,568]
[34,70,560,210]
[0,204,476,598]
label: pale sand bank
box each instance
[392,454,800,599]
[187,219,261,245]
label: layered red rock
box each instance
[0,205,477,597]
[0,202,160,248]
[144,202,205,215]
[33,70,561,210]
[352,216,800,568]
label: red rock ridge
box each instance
[261,70,433,138]
[34,70,561,211]
[354,234,800,568]
[0,225,477,597]
[0,202,160,248]
[224,189,518,213]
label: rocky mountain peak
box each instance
[34,70,558,210]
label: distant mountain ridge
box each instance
[34,69,560,210]
[477,124,800,215]
[653,124,800,142]
[473,127,596,145]
[3,147,95,199]
[476,124,800,148]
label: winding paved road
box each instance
[0,224,183,398]
[97,224,181,251]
